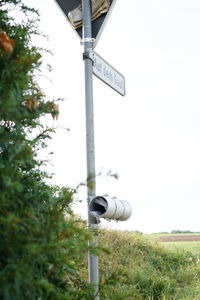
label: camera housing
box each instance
[89,196,132,221]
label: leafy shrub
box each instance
[0,1,94,299]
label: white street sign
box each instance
[92,51,125,96]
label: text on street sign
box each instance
[92,51,125,96]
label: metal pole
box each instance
[82,0,99,299]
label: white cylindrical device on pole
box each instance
[89,196,132,221]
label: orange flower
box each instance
[51,104,59,120]
[0,32,15,53]
[25,99,40,111]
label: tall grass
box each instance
[99,230,200,299]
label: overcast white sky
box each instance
[33,0,200,233]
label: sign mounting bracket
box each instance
[81,37,95,44]
[83,50,95,64]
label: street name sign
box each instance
[92,51,125,96]
[54,0,117,47]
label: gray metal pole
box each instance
[82,0,99,299]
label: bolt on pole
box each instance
[82,0,99,299]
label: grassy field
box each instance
[160,241,200,255]
[150,233,200,256]
[151,232,200,237]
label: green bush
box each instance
[0,1,94,299]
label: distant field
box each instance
[151,233,200,237]
[158,234,200,242]
[150,233,200,256]
[160,241,200,255]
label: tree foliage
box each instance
[0,1,94,299]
